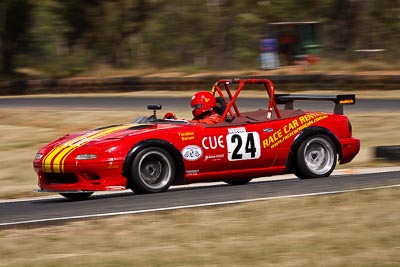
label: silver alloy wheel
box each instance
[302,136,335,175]
[138,150,172,190]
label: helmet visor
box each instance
[191,103,202,111]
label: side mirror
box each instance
[147,104,162,121]
[147,104,162,110]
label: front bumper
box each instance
[33,161,127,192]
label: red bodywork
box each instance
[33,79,360,193]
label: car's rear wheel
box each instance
[60,192,93,201]
[130,147,175,194]
[224,178,253,185]
[295,135,337,179]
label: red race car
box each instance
[33,78,360,200]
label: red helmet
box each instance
[191,91,216,118]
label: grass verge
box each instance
[1,188,400,266]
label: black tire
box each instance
[60,192,93,201]
[130,147,175,194]
[294,135,337,179]
[224,178,253,185]
[375,145,400,161]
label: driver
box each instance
[164,91,221,125]
[190,91,221,125]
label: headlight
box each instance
[35,153,43,160]
[75,154,98,160]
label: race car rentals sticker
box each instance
[181,145,203,161]
[263,112,328,149]
[226,127,261,161]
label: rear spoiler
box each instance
[274,94,356,114]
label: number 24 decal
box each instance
[227,132,261,161]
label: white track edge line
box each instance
[2,183,400,227]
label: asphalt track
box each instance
[1,168,400,228]
[0,96,399,112]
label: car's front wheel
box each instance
[130,147,175,194]
[295,135,337,179]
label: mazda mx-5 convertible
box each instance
[33,78,360,200]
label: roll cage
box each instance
[139,78,356,124]
[210,78,281,121]
[210,78,356,122]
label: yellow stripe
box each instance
[52,143,80,173]
[55,125,129,172]
[47,124,135,173]
[59,125,130,172]
[42,130,103,172]
[51,131,103,172]
[42,137,85,172]
[42,147,59,172]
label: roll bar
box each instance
[211,78,281,121]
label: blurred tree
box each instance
[92,0,157,67]
[54,0,92,51]
[142,1,212,67]
[2,0,399,75]
[329,0,360,52]
[142,0,266,68]
[370,0,400,57]
[0,0,31,73]
[28,1,92,76]
[328,0,400,56]
[52,0,159,68]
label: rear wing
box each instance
[274,94,356,114]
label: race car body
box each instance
[33,78,360,200]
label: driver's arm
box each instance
[163,112,177,119]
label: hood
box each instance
[46,123,158,147]
[42,122,190,153]
[38,122,190,173]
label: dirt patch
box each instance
[1,188,400,266]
